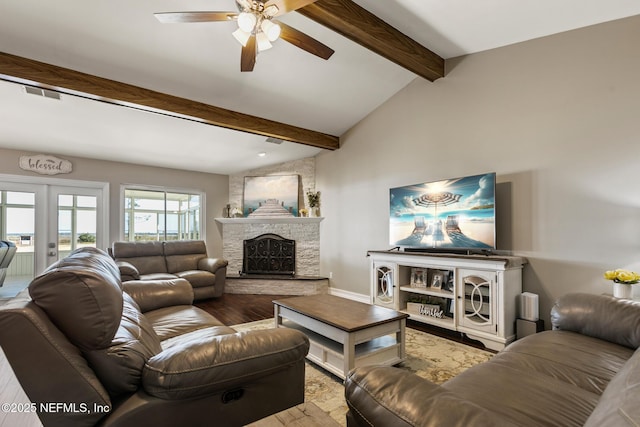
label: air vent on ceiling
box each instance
[265,137,283,145]
[24,86,61,100]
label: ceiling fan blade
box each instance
[266,0,319,16]
[277,21,334,60]
[241,35,257,72]
[154,12,238,23]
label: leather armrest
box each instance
[117,260,140,281]
[197,257,229,273]
[345,366,514,427]
[551,293,640,349]
[142,328,309,399]
[123,279,194,312]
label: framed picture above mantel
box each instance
[243,175,300,217]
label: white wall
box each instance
[316,15,640,326]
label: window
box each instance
[123,188,202,241]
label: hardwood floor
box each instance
[194,293,295,325]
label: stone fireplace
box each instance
[216,217,328,295]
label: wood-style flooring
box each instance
[194,293,294,325]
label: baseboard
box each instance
[328,287,370,304]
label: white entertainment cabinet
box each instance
[368,250,527,351]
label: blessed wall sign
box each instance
[19,154,73,175]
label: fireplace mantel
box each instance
[215,217,323,225]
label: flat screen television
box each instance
[389,172,496,252]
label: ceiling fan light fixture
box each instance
[256,32,273,51]
[232,28,251,46]
[263,4,279,17]
[237,12,257,32]
[261,19,281,42]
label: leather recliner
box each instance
[0,247,309,427]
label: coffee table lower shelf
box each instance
[280,320,403,379]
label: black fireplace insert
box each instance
[242,233,296,276]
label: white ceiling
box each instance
[1,0,639,175]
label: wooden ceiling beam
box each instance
[0,51,340,151]
[298,0,444,82]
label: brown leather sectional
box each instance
[345,293,640,426]
[0,247,309,427]
[111,240,228,300]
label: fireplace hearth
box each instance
[242,233,296,276]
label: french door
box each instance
[48,186,106,262]
[0,177,108,296]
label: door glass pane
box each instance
[58,209,72,257]
[57,194,97,259]
[77,210,97,248]
[58,194,74,207]
[6,191,35,205]
[77,196,97,208]
[1,191,35,296]
[7,208,35,250]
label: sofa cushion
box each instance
[140,272,178,281]
[123,278,194,313]
[29,247,123,350]
[145,305,225,342]
[113,240,164,258]
[443,332,609,426]
[584,348,640,427]
[175,270,215,288]
[113,241,168,274]
[494,330,634,394]
[85,293,162,396]
[164,240,207,273]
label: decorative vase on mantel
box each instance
[306,190,320,218]
[613,282,633,299]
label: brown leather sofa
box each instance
[111,240,228,300]
[0,247,309,427]
[345,293,640,427]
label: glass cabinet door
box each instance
[458,269,496,334]
[373,263,397,309]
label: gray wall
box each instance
[0,147,229,256]
[316,15,640,326]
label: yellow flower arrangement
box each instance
[299,208,308,217]
[604,269,640,284]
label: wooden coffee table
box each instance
[273,294,409,379]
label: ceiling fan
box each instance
[155,0,334,72]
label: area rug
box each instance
[233,319,494,426]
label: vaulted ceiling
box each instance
[1,0,639,174]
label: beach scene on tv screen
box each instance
[390,173,496,249]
